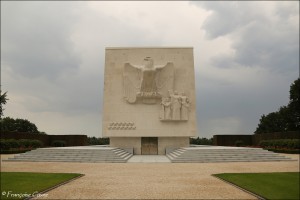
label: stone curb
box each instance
[212,174,265,200]
[25,174,85,200]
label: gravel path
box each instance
[1,154,299,199]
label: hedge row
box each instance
[87,137,109,145]
[190,137,213,145]
[0,139,43,150]
[259,139,300,149]
[51,140,66,147]
[0,149,31,154]
[265,148,300,154]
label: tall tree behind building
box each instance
[255,78,300,134]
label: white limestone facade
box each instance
[102,47,197,155]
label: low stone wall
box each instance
[49,135,88,146]
[213,131,299,146]
[1,131,49,145]
[213,135,252,146]
[252,131,300,145]
[1,131,88,147]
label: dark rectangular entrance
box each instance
[141,137,158,155]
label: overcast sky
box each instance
[1,1,299,138]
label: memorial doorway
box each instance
[141,137,158,155]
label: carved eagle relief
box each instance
[123,57,174,104]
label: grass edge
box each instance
[212,174,265,200]
[21,173,85,200]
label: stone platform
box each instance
[3,145,296,163]
[3,146,133,163]
[128,155,170,163]
[166,145,296,163]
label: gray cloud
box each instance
[1,1,298,138]
[193,1,299,74]
[196,73,292,136]
[1,1,164,136]
[1,1,81,80]
[194,2,260,39]
[190,2,299,137]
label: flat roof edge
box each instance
[105,47,193,50]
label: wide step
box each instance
[166,147,295,163]
[3,147,133,163]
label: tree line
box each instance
[1,91,46,134]
[255,78,299,134]
[2,78,298,138]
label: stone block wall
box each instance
[213,131,299,146]
[213,135,253,146]
[1,131,88,147]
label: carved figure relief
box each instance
[123,57,174,104]
[180,92,190,120]
[160,91,190,121]
[159,97,172,120]
[108,122,136,130]
[170,90,181,120]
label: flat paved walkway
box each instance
[128,155,171,163]
[1,154,299,199]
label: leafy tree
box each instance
[87,137,109,145]
[1,117,39,133]
[0,91,46,134]
[190,137,213,145]
[288,78,300,130]
[0,91,8,117]
[255,78,300,134]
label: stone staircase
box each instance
[3,147,133,163]
[166,146,295,163]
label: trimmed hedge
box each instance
[0,139,43,153]
[259,139,300,149]
[87,137,109,145]
[265,148,300,154]
[51,140,66,147]
[0,149,32,154]
[235,140,244,147]
[190,137,213,145]
[0,139,43,150]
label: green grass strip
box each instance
[214,172,299,200]
[1,172,82,200]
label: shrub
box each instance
[8,139,20,149]
[288,139,300,149]
[29,140,43,148]
[51,140,66,147]
[259,139,300,149]
[190,137,213,145]
[99,137,109,145]
[0,139,10,150]
[235,140,244,147]
[0,139,20,150]
[266,148,300,154]
[87,137,110,145]
[0,139,42,152]
[19,139,31,148]
[1,149,31,154]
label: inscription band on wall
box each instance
[108,122,136,130]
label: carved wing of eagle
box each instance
[123,63,141,103]
[155,62,174,96]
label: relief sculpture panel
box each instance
[160,91,190,121]
[123,57,190,122]
[123,57,174,104]
[103,47,197,138]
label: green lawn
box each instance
[1,172,82,200]
[214,172,299,200]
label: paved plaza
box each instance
[1,153,299,199]
[127,155,170,163]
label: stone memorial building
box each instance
[102,47,197,155]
